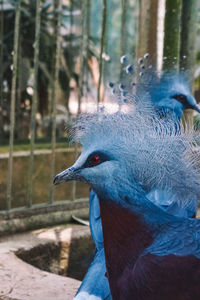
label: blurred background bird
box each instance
[54,94,200,299]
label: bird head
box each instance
[53,111,136,201]
[150,74,200,119]
[53,98,200,210]
[54,144,123,199]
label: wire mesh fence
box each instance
[0,0,138,225]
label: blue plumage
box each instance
[89,189,103,252]
[73,248,111,300]
[149,73,200,120]
[54,63,200,300]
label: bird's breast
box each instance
[99,198,153,298]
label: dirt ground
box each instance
[0,224,92,300]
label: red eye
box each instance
[173,94,186,102]
[90,155,100,165]
[84,152,108,168]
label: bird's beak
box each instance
[53,167,77,185]
[193,104,200,113]
[187,96,200,113]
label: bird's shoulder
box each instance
[145,218,200,258]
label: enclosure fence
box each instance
[0,0,111,233]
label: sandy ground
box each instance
[0,252,80,300]
[0,224,92,300]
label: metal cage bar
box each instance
[49,0,63,204]
[6,0,21,210]
[28,0,42,207]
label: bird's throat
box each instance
[99,199,153,298]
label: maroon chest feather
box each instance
[124,253,200,300]
[99,200,153,299]
[99,200,200,300]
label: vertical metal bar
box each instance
[85,0,91,97]
[72,0,88,201]
[28,0,42,207]
[16,39,21,139]
[77,0,87,114]
[97,0,107,104]
[120,0,127,79]
[71,0,77,197]
[6,0,21,210]
[48,1,56,119]
[0,0,4,134]
[69,0,74,49]
[49,0,63,204]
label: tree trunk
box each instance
[163,0,182,70]
[180,0,198,128]
[147,0,159,67]
[136,0,151,59]
[136,0,159,67]
[180,0,198,73]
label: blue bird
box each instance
[56,63,200,299]
[54,101,200,300]
[71,247,110,300]
[145,74,200,217]
[149,73,200,121]
[71,73,200,300]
